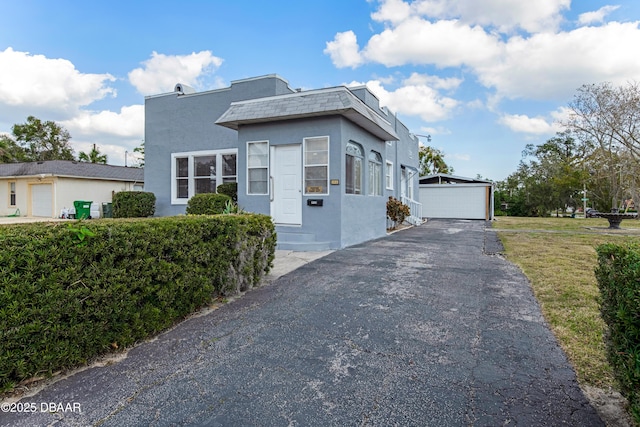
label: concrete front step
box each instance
[276,240,333,251]
[275,230,332,251]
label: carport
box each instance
[419,173,494,220]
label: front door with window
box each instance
[271,144,302,225]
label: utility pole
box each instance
[583,183,587,218]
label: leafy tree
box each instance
[498,132,588,217]
[133,141,144,167]
[418,145,453,176]
[12,116,75,161]
[79,144,107,164]
[0,134,28,163]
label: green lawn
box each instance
[494,216,640,389]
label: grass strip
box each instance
[494,216,640,388]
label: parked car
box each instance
[585,208,599,218]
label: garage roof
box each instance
[0,161,144,182]
[419,173,492,185]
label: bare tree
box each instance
[563,81,640,209]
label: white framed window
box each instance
[368,151,383,196]
[9,181,16,206]
[304,136,329,195]
[171,149,238,204]
[247,141,269,195]
[345,141,363,195]
[386,161,393,190]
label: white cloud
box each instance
[499,112,564,135]
[450,153,470,161]
[478,22,640,100]
[61,104,144,139]
[0,47,116,116]
[404,72,463,91]
[128,51,224,95]
[418,126,451,135]
[362,17,502,68]
[578,5,620,25]
[411,0,571,33]
[365,79,459,122]
[371,0,412,24]
[326,2,640,103]
[324,31,364,69]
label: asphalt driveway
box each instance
[1,219,603,426]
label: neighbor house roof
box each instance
[419,173,493,185]
[0,160,144,182]
[215,86,399,141]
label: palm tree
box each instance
[79,144,107,164]
[418,145,452,176]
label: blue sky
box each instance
[1,0,640,180]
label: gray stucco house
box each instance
[145,74,421,250]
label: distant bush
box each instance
[387,196,410,228]
[595,243,640,423]
[186,193,232,215]
[217,182,238,203]
[112,191,156,218]
[0,214,275,392]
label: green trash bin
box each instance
[73,200,93,220]
[102,202,113,218]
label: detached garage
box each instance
[419,173,494,220]
[0,161,144,218]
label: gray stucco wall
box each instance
[144,76,294,217]
[236,116,392,250]
[237,117,343,248]
[144,75,419,249]
[339,117,388,248]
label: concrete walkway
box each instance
[0,219,603,426]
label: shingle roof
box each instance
[215,86,399,141]
[0,160,144,182]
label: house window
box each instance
[171,149,238,203]
[247,141,268,195]
[176,158,189,198]
[386,161,393,190]
[9,182,16,206]
[194,155,216,194]
[222,154,237,183]
[304,136,329,195]
[368,151,383,196]
[345,142,363,195]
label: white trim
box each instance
[303,136,330,196]
[171,149,238,205]
[246,140,270,195]
[385,160,393,190]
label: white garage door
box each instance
[31,184,53,217]
[420,184,488,219]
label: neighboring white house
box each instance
[419,173,495,220]
[0,161,144,218]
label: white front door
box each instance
[271,144,302,225]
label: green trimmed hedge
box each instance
[0,214,275,392]
[113,191,156,218]
[595,243,640,423]
[217,182,238,202]
[186,193,231,215]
